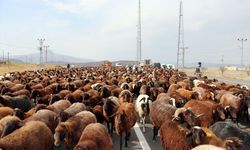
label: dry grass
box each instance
[0,63,56,75]
[179,68,250,81]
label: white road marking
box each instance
[133,122,151,150]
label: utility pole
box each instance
[7,52,10,70]
[44,45,49,64]
[182,46,188,68]
[37,38,45,67]
[221,55,224,66]
[137,0,142,64]
[177,0,185,68]
[237,38,247,67]
[2,50,4,61]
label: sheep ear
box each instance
[185,130,192,137]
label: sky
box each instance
[0,0,250,66]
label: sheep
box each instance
[139,85,150,95]
[220,93,244,121]
[0,121,54,150]
[65,89,84,103]
[119,90,133,103]
[193,87,215,101]
[74,123,113,150]
[0,116,21,136]
[184,100,226,127]
[92,105,105,123]
[46,100,71,114]
[191,126,243,150]
[59,102,86,122]
[0,95,33,112]
[115,102,137,150]
[23,109,59,133]
[54,111,97,148]
[159,120,202,150]
[193,79,205,87]
[176,88,199,101]
[103,96,120,135]
[209,121,250,150]
[135,94,152,132]
[0,107,14,119]
[192,145,225,150]
[150,96,202,141]
[5,89,30,97]
[50,90,72,104]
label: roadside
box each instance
[0,64,56,75]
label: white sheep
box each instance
[135,94,152,132]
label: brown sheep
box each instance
[59,102,86,122]
[92,105,105,123]
[176,88,199,101]
[65,89,84,103]
[54,111,97,148]
[220,93,244,121]
[0,116,21,136]
[50,90,72,104]
[46,100,71,114]
[103,96,120,135]
[5,89,30,97]
[115,102,137,150]
[119,90,133,103]
[23,109,59,133]
[0,107,14,119]
[167,83,182,94]
[74,123,113,150]
[160,120,201,150]
[193,87,215,101]
[184,100,226,127]
[191,127,243,150]
[0,121,54,150]
[150,96,202,140]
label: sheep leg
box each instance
[106,121,111,134]
[120,132,123,150]
[152,126,158,141]
[125,133,129,147]
[111,122,114,135]
[142,116,146,133]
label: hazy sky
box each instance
[0,0,250,65]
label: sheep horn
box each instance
[224,106,230,111]
[173,108,187,119]
[195,113,204,118]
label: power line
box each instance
[137,0,142,64]
[44,45,49,64]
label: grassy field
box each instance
[0,63,56,75]
[179,68,250,81]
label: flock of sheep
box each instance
[0,66,249,150]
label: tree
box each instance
[219,66,226,75]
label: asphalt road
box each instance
[209,76,250,87]
[111,116,163,150]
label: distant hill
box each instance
[11,50,94,64]
[75,60,138,67]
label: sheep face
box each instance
[186,126,206,146]
[213,106,226,120]
[54,124,67,146]
[176,109,200,127]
